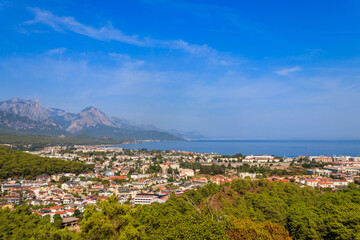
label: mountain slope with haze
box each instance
[0,98,184,141]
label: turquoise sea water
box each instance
[114,140,360,157]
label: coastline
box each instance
[110,139,360,157]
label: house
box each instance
[307,168,332,177]
[51,174,63,182]
[62,217,79,228]
[305,180,318,188]
[65,208,77,216]
[50,206,65,212]
[38,208,51,216]
[318,181,334,188]
[36,175,51,182]
[78,179,91,187]
[345,177,354,183]
[0,193,22,204]
[131,173,150,180]
[333,180,348,187]
[242,159,253,163]
[69,186,85,194]
[1,183,21,192]
[153,195,169,203]
[64,203,77,210]
[310,156,333,163]
[76,204,86,212]
[239,172,260,180]
[61,181,80,190]
[43,199,62,205]
[21,180,48,188]
[74,199,87,205]
[64,173,77,178]
[86,197,97,205]
[134,194,168,205]
[244,155,274,163]
[51,211,68,218]
[132,179,149,188]
[180,169,195,177]
[63,195,74,204]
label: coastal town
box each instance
[1,144,359,228]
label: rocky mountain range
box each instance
[0,98,204,141]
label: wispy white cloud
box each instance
[275,66,302,76]
[25,8,148,46]
[24,7,234,63]
[159,39,215,56]
[45,47,66,55]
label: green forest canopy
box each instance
[2,179,360,239]
[0,128,128,149]
[0,146,93,179]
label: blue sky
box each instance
[1,0,360,139]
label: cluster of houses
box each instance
[242,155,280,163]
[298,176,350,189]
[2,145,360,224]
[264,171,354,189]
[305,155,360,176]
[29,145,289,166]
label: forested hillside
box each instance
[0,146,93,179]
[2,179,360,239]
[0,128,129,148]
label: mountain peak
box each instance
[0,98,50,121]
[9,97,40,103]
[10,97,21,102]
[82,106,96,111]
[0,98,185,141]
[81,106,104,114]
[66,106,115,133]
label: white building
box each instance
[244,155,275,163]
[180,169,195,177]
[130,173,150,180]
[134,194,168,205]
[307,168,332,177]
[239,172,261,180]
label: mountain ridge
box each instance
[0,98,191,141]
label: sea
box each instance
[114,140,360,157]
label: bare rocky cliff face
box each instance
[66,106,117,133]
[0,110,62,132]
[0,99,117,133]
[0,98,52,122]
[48,108,79,128]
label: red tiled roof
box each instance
[50,206,64,210]
[109,176,128,180]
[54,211,66,214]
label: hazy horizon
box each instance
[1,1,360,139]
